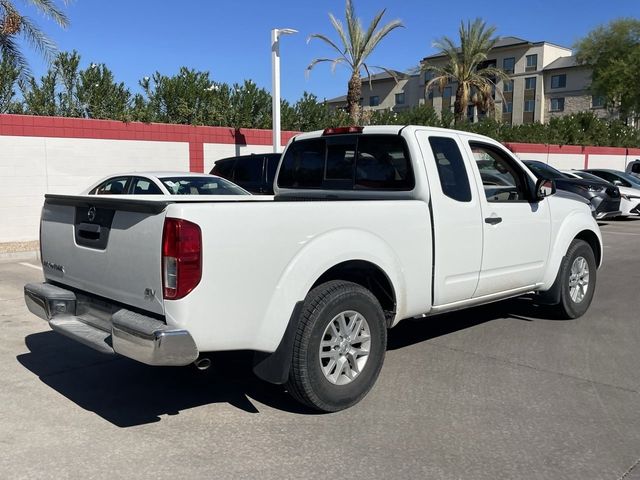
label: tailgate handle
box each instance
[77,222,101,240]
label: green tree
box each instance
[0,53,19,112]
[575,18,640,121]
[307,0,403,124]
[23,50,132,119]
[423,18,510,124]
[78,62,131,120]
[134,68,221,125]
[0,0,69,75]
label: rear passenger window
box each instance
[132,177,162,195]
[266,156,280,183]
[429,137,471,202]
[278,135,414,191]
[234,157,263,183]
[212,160,234,179]
[91,177,130,195]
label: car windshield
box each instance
[524,161,568,180]
[159,176,249,195]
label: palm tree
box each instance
[423,19,510,124]
[0,0,70,74]
[307,0,403,124]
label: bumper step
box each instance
[24,282,198,366]
[50,317,114,355]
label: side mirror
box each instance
[536,178,556,200]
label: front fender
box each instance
[540,210,602,290]
[255,228,405,352]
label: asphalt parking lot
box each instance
[1,220,639,480]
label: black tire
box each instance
[548,239,597,319]
[286,280,387,412]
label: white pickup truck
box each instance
[25,125,602,412]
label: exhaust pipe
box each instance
[193,357,212,371]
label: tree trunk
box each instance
[454,83,467,124]
[347,73,362,125]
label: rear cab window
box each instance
[277,134,414,191]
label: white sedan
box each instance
[82,171,250,196]
[563,170,640,216]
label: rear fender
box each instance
[255,228,405,353]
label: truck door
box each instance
[415,130,484,306]
[462,140,552,297]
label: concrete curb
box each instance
[0,250,40,264]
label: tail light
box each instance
[162,218,202,300]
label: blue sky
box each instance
[18,0,640,103]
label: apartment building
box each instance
[327,36,606,125]
[326,70,422,113]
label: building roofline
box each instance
[421,39,571,62]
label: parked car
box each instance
[583,168,640,190]
[211,153,281,194]
[563,170,640,216]
[26,126,602,412]
[523,160,621,220]
[626,159,640,179]
[83,172,250,196]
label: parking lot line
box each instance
[601,231,640,236]
[19,262,42,271]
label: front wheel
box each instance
[548,239,597,319]
[286,280,387,412]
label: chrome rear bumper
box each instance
[24,282,198,366]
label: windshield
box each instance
[524,161,568,180]
[159,176,249,195]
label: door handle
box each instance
[485,216,503,225]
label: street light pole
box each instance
[271,28,297,153]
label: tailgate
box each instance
[40,195,171,316]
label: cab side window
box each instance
[470,142,528,202]
[429,137,471,202]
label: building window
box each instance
[503,102,513,113]
[592,95,605,108]
[503,57,515,74]
[551,74,567,89]
[525,77,536,90]
[443,86,452,98]
[395,92,405,105]
[369,96,380,107]
[526,54,538,71]
[359,97,363,106]
[424,71,434,83]
[524,99,535,112]
[503,79,514,93]
[550,98,565,112]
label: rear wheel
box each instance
[548,239,597,319]
[286,280,387,412]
